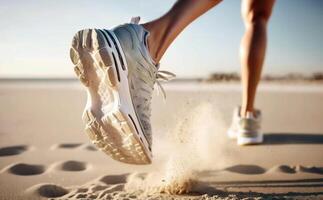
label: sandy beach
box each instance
[0,80,323,199]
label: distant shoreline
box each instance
[204,72,323,83]
[1,72,323,84]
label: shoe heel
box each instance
[82,110,119,158]
[102,109,151,164]
[82,109,151,164]
[237,134,263,146]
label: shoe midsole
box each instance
[100,29,152,156]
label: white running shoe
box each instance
[227,106,263,145]
[69,17,175,164]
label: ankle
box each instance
[240,106,254,118]
[142,23,161,63]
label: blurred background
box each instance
[0,0,322,78]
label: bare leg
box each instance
[240,0,275,117]
[142,0,222,63]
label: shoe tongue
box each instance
[130,16,140,24]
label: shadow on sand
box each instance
[264,133,323,145]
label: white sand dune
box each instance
[1,81,323,199]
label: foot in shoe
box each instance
[227,106,263,145]
[69,17,175,164]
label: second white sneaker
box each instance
[227,106,263,145]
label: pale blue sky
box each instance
[0,0,322,78]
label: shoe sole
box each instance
[237,132,263,146]
[70,29,152,164]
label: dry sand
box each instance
[0,81,323,199]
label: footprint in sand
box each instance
[225,165,266,175]
[269,165,323,175]
[51,143,98,151]
[269,165,297,174]
[7,163,46,176]
[297,165,323,175]
[98,174,128,184]
[56,160,88,171]
[0,145,29,156]
[51,143,83,150]
[26,183,69,198]
[84,144,98,151]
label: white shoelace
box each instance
[155,69,176,99]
